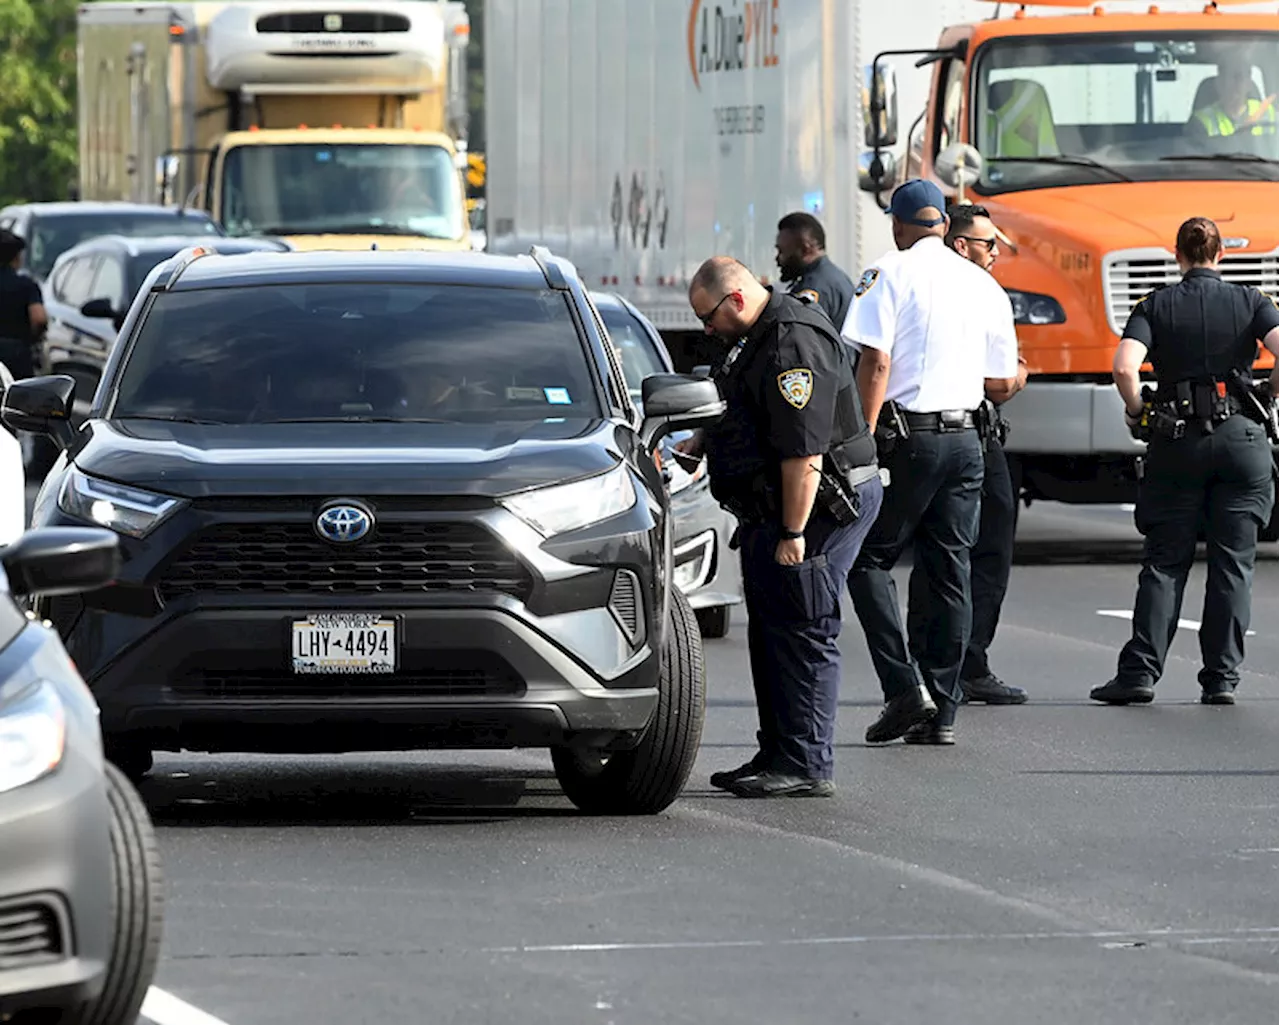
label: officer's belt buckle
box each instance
[937,409,970,433]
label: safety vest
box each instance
[987,84,1058,157]
[1194,98,1276,137]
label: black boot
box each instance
[866,684,937,744]
[1089,677,1155,705]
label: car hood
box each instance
[986,181,1277,253]
[71,419,626,499]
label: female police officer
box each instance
[1092,216,1279,707]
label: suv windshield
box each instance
[220,143,467,241]
[972,30,1278,195]
[29,213,219,278]
[111,283,601,424]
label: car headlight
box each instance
[0,680,66,794]
[58,468,186,539]
[1006,289,1066,325]
[501,463,638,538]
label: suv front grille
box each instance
[256,12,410,32]
[0,902,63,970]
[158,522,532,601]
[1103,249,1279,335]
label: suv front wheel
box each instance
[552,588,706,815]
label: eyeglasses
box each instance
[695,291,736,325]
[959,236,998,251]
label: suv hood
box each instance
[72,419,626,499]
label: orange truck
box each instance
[861,0,1278,538]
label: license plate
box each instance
[291,613,396,674]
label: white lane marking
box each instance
[141,986,232,1025]
[1097,609,1255,636]
[484,925,1279,955]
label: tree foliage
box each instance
[0,0,81,206]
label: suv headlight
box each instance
[501,464,638,538]
[0,680,66,794]
[58,468,186,538]
[1005,289,1066,326]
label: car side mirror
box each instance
[81,297,117,320]
[1,527,121,597]
[639,373,725,454]
[1,375,77,449]
[691,364,712,379]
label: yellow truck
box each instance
[77,0,473,251]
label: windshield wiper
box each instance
[1159,152,1277,163]
[261,416,457,424]
[991,155,1134,182]
[115,414,228,425]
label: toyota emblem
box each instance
[315,502,373,543]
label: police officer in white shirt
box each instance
[840,179,1020,746]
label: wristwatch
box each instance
[779,527,805,540]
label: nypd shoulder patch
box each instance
[777,368,814,410]
[796,288,820,304]
[853,268,879,298]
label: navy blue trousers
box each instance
[738,475,884,780]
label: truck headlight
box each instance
[0,680,66,794]
[501,463,638,538]
[1006,289,1066,325]
[58,468,186,539]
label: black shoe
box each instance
[726,770,836,799]
[903,721,956,745]
[961,674,1027,705]
[1200,688,1236,706]
[866,684,937,744]
[1089,678,1155,705]
[710,758,766,791]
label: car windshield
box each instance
[972,30,1278,195]
[220,143,467,241]
[110,283,602,424]
[598,307,667,406]
[28,213,219,278]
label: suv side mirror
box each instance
[639,373,725,454]
[1,527,121,597]
[1,375,77,449]
[863,61,899,148]
[80,297,116,320]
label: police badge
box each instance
[777,368,814,409]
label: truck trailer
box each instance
[78,0,474,252]
[484,0,1278,535]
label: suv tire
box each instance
[77,761,164,1025]
[552,588,706,815]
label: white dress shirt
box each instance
[840,235,1019,413]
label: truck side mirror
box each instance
[858,151,898,194]
[863,62,899,149]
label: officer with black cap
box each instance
[0,229,46,381]
[775,212,855,330]
[841,179,1020,746]
[1092,215,1279,707]
[678,255,882,797]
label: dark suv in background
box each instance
[8,245,726,815]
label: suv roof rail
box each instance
[529,245,568,291]
[162,245,215,290]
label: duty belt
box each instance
[901,409,977,432]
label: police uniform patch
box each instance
[796,288,820,304]
[853,268,879,298]
[777,368,814,410]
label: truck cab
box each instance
[860,0,1278,532]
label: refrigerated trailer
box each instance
[78,0,474,251]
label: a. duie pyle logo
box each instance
[687,0,781,90]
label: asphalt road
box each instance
[100,499,1278,1025]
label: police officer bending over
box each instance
[1092,216,1279,707]
[841,180,1020,746]
[775,212,856,330]
[680,256,883,797]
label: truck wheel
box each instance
[552,588,706,815]
[695,603,731,639]
[76,761,164,1025]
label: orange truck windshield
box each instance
[219,142,468,242]
[970,29,1278,195]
